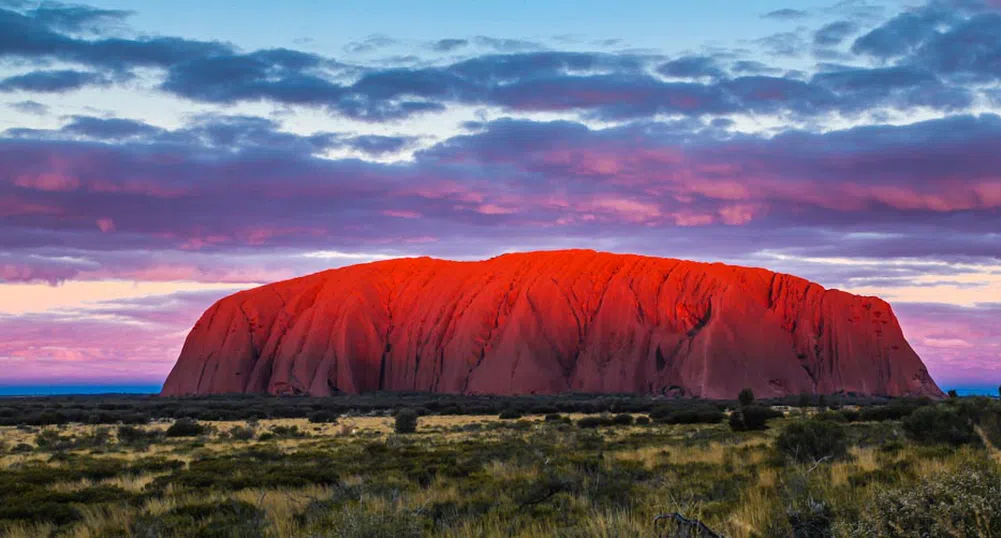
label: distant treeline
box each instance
[0,391,930,426]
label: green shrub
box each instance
[228,425,256,441]
[270,425,306,438]
[635,416,650,425]
[130,500,267,538]
[298,500,423,538]
[776,419,849,463]
[902,405,979,446]
[395,409,419,434]
[977,404,1001,449]
[839,409,861,422]
[543,413,563,422]
[738,388,755,407]
[729,405,781,432]
[782,495,835,538]
[0,485,132,525]
[117,424,161,446]
[308,411,339,424]
[576,416,608,429]
[843,467,1001,536]
[164,418,206,438]
[498,409,523,420]
[859,398,931,422]
[33,427,111,451]
[611,413,634,426]
[651,405,724,425]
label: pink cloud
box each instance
[0,197,62,217]
[896,303,1001,388]
[14,172,80,192]
[719,204,760,225]
[589,197,662,223]
[671,212,716,227]
[96,217,116,232]
[476,203,517,215]
[382,210,422,218]
[0,290,234,384]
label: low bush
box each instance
[227,425,256,441]
[0,485,133,525]
[164,418,206,438]
[839,409,861,422]
[130,500,267,538]
[775,418,850,463]
[843,467,1001,536]
[298,500,423,538]
[34,427,111,451]
[498,409,523,420]
[116,424,161,447]
[729,405,782,432]
[269,425,307,438]
[859,398,931,422]
[902,405,979,446]
[651,405,724,425]
[611,413,634,426]
[307,411,339,424]
[576,416,609,429]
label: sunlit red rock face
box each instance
[161,250,943,399]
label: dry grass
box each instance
[724,485,780,538]
[231,484,334,538]
[0,521,56,538]
[829,446,879,487]
[4,409,1001,538]
[614,438,768,469]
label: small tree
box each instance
[738,388,755,407]
[817,394,827,409]
[948,389,959,399]
[797,392,811,408]
[394,409,418,434]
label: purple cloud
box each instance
[0,112,998,288]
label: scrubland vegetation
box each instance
[0,392,999,537]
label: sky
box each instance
[0,0,998,393]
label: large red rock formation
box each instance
[161,250,943,398]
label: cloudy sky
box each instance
[0,0,998,392]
